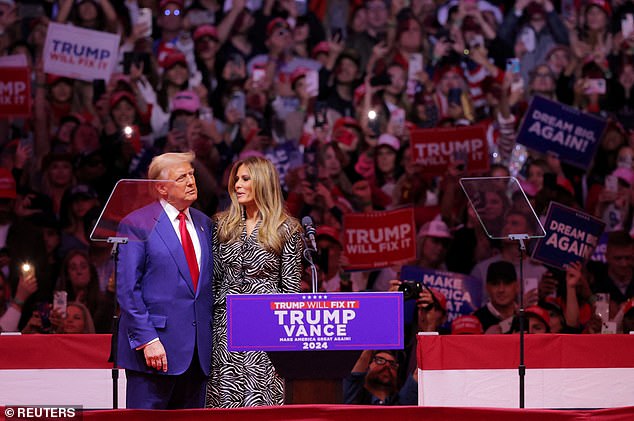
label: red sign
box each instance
[0,67,31,117]
[343,207,416,270]
[410,126,490,174]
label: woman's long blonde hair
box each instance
[216,156,299,254]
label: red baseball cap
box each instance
[376,133,400,151]
[429,288,448,312]
[451,315,483,334]
[525,305,551,328]
[333,116,361,133]
[46,74,72,85]
[109,91,137,109]
[311,41,330,58]
[193,24,219,42]
[316,225,342,246]
[585,0,611,16]
[266,17,290,38]
[159,51,187,70]
[290,67,308,87]
[159,0,184,10]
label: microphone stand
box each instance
[509,233,528,409]
[107,236,128,409]
[302,237,319,293]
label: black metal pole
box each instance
[111,241,120,410]
[107,237,127,409]
[518,238,526,409]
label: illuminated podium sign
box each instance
[226,292,404,351]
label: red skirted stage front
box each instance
[2,333,634,417]
[417,334,634,408]
[2,404,634,421]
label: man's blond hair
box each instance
[148,151,195,180]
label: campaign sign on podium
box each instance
[226,292,404,351]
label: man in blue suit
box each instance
[116,151,213,409]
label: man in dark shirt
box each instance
[473,260,519,333]
[590,231,634,306]
[343,350,417,405]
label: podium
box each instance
[270,351,361,403]
[227,292,404,404]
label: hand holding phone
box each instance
[448,88,462,105]
[469,34,485,49]
[506,58,520,74]
[314,101,327,127]
[252,65,266,89]
[53,290,68,318]
[370,73,391,87]
[37,302,51,331]
[389,108,405,137]
[228,92,246,119]
[304,70,319,98]
[605,175,618,192]
[584,78,606,95]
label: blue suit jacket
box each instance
[116,201,213,376]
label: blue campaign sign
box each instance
[264,141,303,191]
[532,202,606,270]
[226,292,404,351]
[399,266,483,328]
[516,96,607,169]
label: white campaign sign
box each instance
[43,22,121,81]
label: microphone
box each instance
[301,216,318,251]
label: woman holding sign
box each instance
[206,156,303,408]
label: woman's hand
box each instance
[49,308,65,332]
[565,261,583,289]
[22,311,43,334]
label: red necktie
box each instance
[178,211,199,291]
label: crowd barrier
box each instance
[417,334,634,408]
[0,334,125,409]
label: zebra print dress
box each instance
[205,217,303,408]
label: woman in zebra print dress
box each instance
[205,156,303,408]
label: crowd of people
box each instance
[0,0,633,408]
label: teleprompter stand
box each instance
[460,176,546,408]
[89,179,171,409]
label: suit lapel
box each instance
[155,209,196,295]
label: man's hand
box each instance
[565,261,583,289]
[144,341,168,372]
[538,271,558,299]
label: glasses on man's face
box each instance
[373,356,399,369]
[164,9,181,16]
